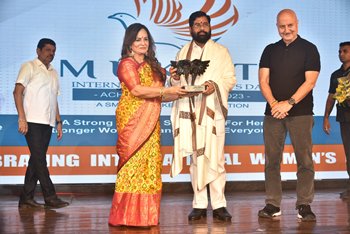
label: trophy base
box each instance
[183,85,206,92]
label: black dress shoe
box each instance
[213,207,232,222]
[18,199,45,209]
[45,197,69,209]
[188,208,207,221]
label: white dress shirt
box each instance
[16,58,60,127]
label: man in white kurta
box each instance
[170,11,236,222]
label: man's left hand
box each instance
[271,100,292,119]
[56,124,63,140]
[202,81,215,95]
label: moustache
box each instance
[197,32,209,37]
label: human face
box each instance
[276,11,298,45]
[130,28,149,56]
[190,16,211,45]
[339,45,350,65]
[37,44,55,67]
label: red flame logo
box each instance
[134,0,239,40]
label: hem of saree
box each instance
[108,191,161,227]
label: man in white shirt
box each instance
[13,38,69,209]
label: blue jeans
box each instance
[263,115,314,207]
[21,123,57,202]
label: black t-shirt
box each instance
[259,35,321,116]
[328,66,350,122]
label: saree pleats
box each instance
[109,121,162,226]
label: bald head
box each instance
[276,9,299,45]
[277,9,297,22]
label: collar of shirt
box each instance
[191,42,204,60]
[34,58,54,71]
[279,35,301,48]
[341,65,350,75]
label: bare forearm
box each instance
[259,68,277,107]
[131,85,163,99]
[13,86,26,120]
[131,84,187,100]
[291,71,319,104]
[290,81,315,104]
[56,103,61,121]
[323,94,335,118]
[162,94,179,102]
[260,84,277,106]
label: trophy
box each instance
[170,59,210,92]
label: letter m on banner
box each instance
[60,60,96,78]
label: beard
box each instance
[191,30,211,44]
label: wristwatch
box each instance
[288,98,296,106]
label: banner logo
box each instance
[109,0,239,46]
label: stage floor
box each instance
[0,189,349,233]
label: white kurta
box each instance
[171,39,236,190]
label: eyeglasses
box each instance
[193,22,210,29]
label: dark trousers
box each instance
[20,122,56,202]
[340,122,350,188]
[263,115,315,207]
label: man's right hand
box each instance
[169,67,180,80]
[18,119,28,135]
[323,117,331,135]
[271,101,290,119]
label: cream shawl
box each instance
[170,39,236,190]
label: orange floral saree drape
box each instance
[109,58,163,227]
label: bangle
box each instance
[18,119,26,123]
[270,100,278,108]
[160,87,165,98]
[56,120,63,125]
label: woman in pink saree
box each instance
[108,23,187,227]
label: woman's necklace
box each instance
[131,55,144,64]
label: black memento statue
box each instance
[171,59,210,86]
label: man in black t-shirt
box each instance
[257,9,320,222]
[323,41,350,200]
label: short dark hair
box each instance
[37,38,56,49]
[189,11,211,27]
[340,41,350,47]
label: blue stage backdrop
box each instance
[1,0,350,184]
